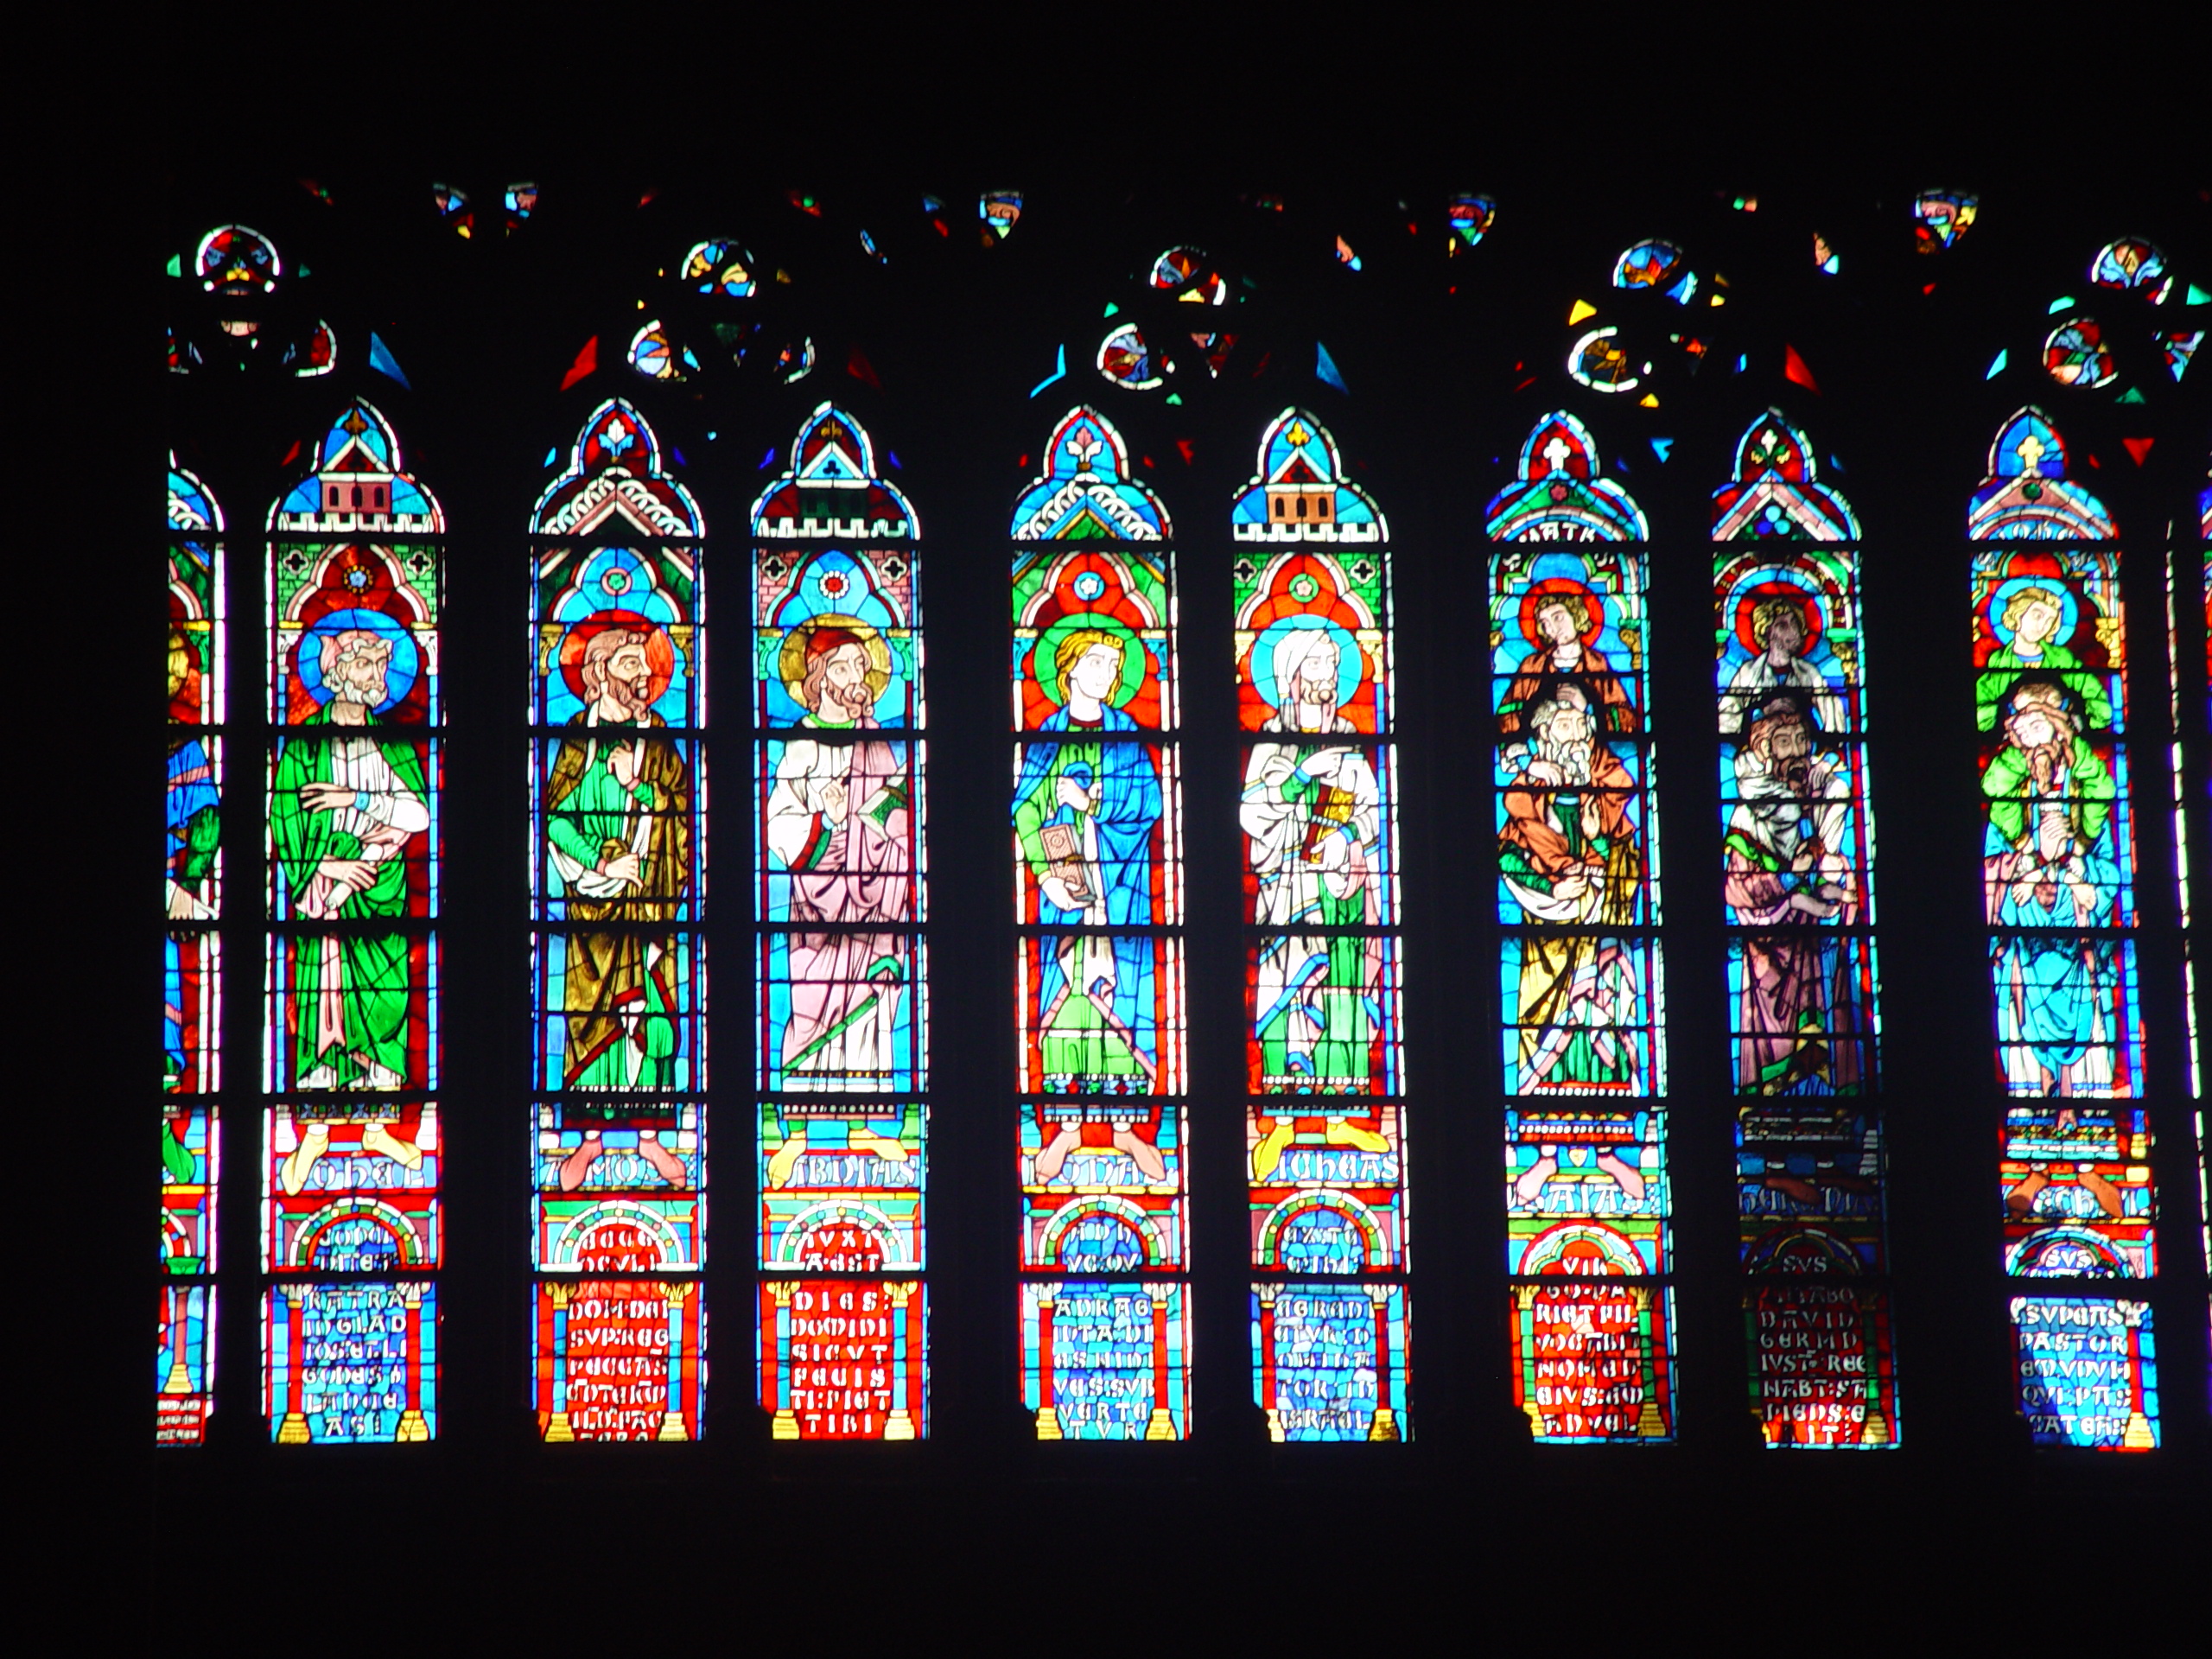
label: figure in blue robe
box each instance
[1014,702,1163,1091]
[1985,678,2122,1095]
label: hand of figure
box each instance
[1549,873,1588,904]
[1579,798,1606,839]
[1523,759,1562,787]
[1788,890,1840,919]
[598,852,642,886]
[609,741,643,791]
[166,880,204,920]
[1039,874,1083,912]
[1056,777,1092,813]
[818,779,847,819]
[316,857,376,896]
[1790,849,1817,873]
[298,782,353,814]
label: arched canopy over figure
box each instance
[1011,407,1170,542]
[1967,409,2116,543]
[272,400,445,537]
[1711,410,1861,543]
[1230,409,1385,543]
[1485,410,1649,545]
[752,402,915,540]
[531,397,702,541]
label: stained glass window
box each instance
[753,404,928,1440]
[1713,410,1899,1446]
[158,169,2212,1483]
[1970,407,2160,1450]
[1486,410,1674,1441]
[2200,461,2212,1393]
[529,398,705,1441]
[1234,410,1408,1441]
[264,401,444,1444]
[162,458,225,1446]
[1012,407,1190,1440]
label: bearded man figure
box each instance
[1723,693,1859,1093]
[546,626,693,1117]
[765,628,913,1108]
[1984,678,2121,1095]
[1243,626,1389,1171]
[270,626,431,1093]
[1498,680,1644,1093]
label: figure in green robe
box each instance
[1976,583,2112,733]
[545,625,694,1091]
[269,627,429,1090]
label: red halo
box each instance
[558,610,676,708]
[1732,581,1826,658]
[1517,578,1605,652]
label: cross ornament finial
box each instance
[1541,434,1574,474]
[2014,431,2047,474]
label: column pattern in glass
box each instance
[1012,408,1191,1440]
[752,404,929,1440]
[1970,407,2159,1450]
[1232,410,1409,1441]
[1713,410,1899,1447]
[1486,411,1674,1442]
[263,401,444,1444]
[162,459,226,1445]
[529,399,707,1442]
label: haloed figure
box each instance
[1725,693,1859,1094]
[1499,591,1637,736]
[1721,596,1845,735]
[271,628,429,1092]
[1499,681,1644,1093]
[1016,628,1166,1169]
[546,626,692,1188]
[1975,584,2110,733]
[269,626,431,1185]
[1984,679,2120,1096]
[764,626,914,1179]
[1244,626,1390,1160]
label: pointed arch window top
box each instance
[1010,406,1170,542]
[1711,410,1860,542]
[531,397,702,539]
[1484,410,1648,543]
[751,402,915,539]
[1968,407,2114,541]
[270,399,445,535]
[168,454,223,534]
[1230,408,1385,543]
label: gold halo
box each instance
[778,613,892,702]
